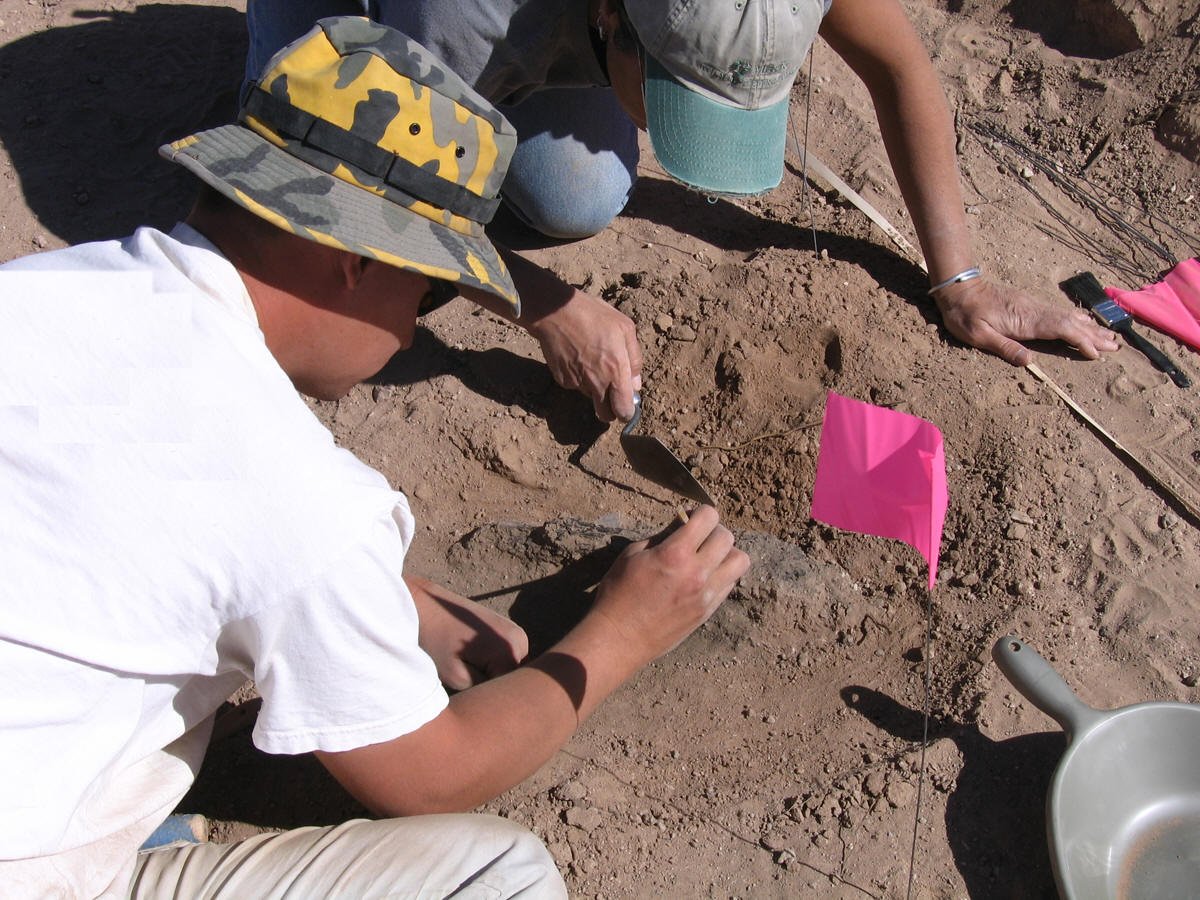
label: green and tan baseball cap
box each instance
[161,16,519,311]
[625,0,825,196]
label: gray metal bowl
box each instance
[993,636,1200,899]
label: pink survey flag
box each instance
[810,392,948,590]
[1106,257,1200,351]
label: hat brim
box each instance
[643,56,788,196]
[162,125,519,312]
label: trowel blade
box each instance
[619,433,716,507]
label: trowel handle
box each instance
[992,636,1105,738]
[621,391,643,436]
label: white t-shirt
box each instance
[0,225,449,898]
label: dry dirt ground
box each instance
[3,1,1199,897]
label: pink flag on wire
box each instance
[1105,258,1200,351]
[810,392,948,590]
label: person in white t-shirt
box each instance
[0,18,750,899]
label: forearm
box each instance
[821,0,974,281]
[320,512,745,816]
[819,0,1120,363]
[462,246,577,333]
[464,245,642,422]
[317,610,646,816]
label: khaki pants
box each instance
[126,814,566,899]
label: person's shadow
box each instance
[370,325,611,460]
[841,685,1063,899]
[0,4,246,247]
[627,169,929,289]
[620,168,1100,363]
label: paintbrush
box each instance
[1060,272,1190,388]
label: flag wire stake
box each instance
[905,585,933,900]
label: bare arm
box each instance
[317,507,748,816]
[819,0,1116,364]
[464,246,643,422]
[405,575,529,691]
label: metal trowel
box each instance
[620,393,716,507]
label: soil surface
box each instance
[3,2,1199,897]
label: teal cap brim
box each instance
[643,56,788,196]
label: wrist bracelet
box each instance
[928,266,982,295]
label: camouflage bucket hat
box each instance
[160,16,519,311]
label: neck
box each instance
[184,202,350,397]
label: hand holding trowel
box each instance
[620,393,716,508]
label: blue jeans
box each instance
[243,0,638,240]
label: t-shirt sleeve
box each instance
[236,508,449,756]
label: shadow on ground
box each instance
[371,326,608,451]
[0,4,245,245]
[843,685,1062,900]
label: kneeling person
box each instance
[0,18,749,899]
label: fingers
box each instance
[957,315,1033,366]
[592,375,640,423]
[658,504,720,551]
[658,507,750,591]
[625,326,644,389]
[1058,313,1119,361]
[530,291,644,422]
[937,278,1122,364]
[441,660,476,693]
[576,352,637,423]
[606,378,636,423]
[618,537,651,560]
[695,521,749,597]
[593,392,616,423]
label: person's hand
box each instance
[524,288,643,422]
[405,575,529,691]
[932,277,1119,366]
[590,507,750,663]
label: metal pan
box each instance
[992,636,1200,899]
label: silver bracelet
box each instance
[928,266,982,295]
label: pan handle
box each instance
[992,636,1105,739]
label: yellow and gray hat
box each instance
[160,16,519,311]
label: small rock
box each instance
[863,771,886,798]
[654,313,674,333]
[551,780,588,803]
[669,323,697,342]
[1005,522,1030,540]
[886,780,917,809]
[563,806,604,833]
